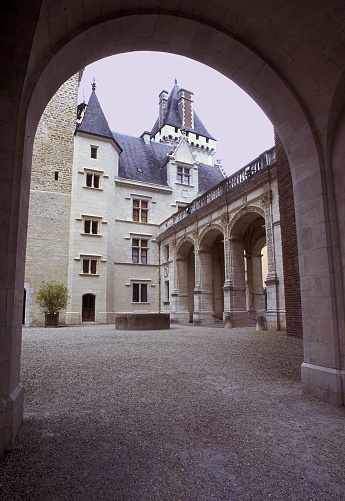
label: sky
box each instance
[78,52,274,177]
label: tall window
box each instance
[86,173,100,188]
[133,283,148,303]
[84,219,98,235]
[90,146,98,159]
[133,199,148,222]
[82,259,97,274]
[132,239,148,264]
[177,166,190,185]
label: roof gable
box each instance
[171,135,196,165]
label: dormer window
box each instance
[177,166,190,185]
[90,146,98,159]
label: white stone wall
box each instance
[152,124,216,165]
[66,133,120,323]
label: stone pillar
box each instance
[262,194,281,330]
[228,238,248,327]
[169,240,179,323]
[194,249,213,324]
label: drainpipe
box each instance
[158,241,161,313]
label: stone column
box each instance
[194,249,213,324]
[262,194,280,330]
[169,239,179,323]
[228,237,248,327]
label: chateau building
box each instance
[24,74,284,329]
[25,76,227,325]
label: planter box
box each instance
[45,313,59,328]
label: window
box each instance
[90,146,98,159]
[133,199,148,222]
[165,281,169,302]
[54,171,59,181]
[86,173,100,188]
[133,283,148,303]
[177,166,190,185]
[82,259,97,275]
[84,219,98,235]
[132,238,148,264]
[165,245,169,260]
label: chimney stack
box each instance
[159,90,168,128]
[177,89,194,129]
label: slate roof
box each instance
[76,87,223,192]
[113,132,171,186]
[150,84,216,140]
[76,90,122,151]
[113,131,224,191]
[198,163,225,192]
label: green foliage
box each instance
[36,280,69,314]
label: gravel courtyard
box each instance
[1,324,344,500]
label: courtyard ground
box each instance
[0,324,344,500]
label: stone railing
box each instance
[159,147,275,232]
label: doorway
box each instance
[82,294,95,322]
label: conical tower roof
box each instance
[76,87,121,151]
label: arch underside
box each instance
[1,0,345,454]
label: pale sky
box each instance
[79,52,274,176]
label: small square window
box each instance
[132,283,148,303]
[82,258,98,274]
[91,146,98,159]
[86,173,100,188]
[84,219,99,235]
[177,166,190,185]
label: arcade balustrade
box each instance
[160,147,276,231]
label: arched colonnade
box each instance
[161,198,284,331]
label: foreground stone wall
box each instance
[25,74,79,325]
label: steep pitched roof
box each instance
[113,132,171,186]
[150,83,216,140]
[76,90,121,150]
[113,130,224,191]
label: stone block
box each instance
[115,313,170,330]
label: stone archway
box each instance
[2,0,345,452]
[196,228,225,324]
[174,239,195,324]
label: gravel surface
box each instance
[0,324,344,500]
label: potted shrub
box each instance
[36,280,69,327]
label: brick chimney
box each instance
[159,90,168,128]
[177,89,194,129]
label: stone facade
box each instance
[24,75,284,331]
[158,150,285,331]
[24,74,79,326]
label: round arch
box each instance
[199,223,225,250]
[2,1,345,453]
